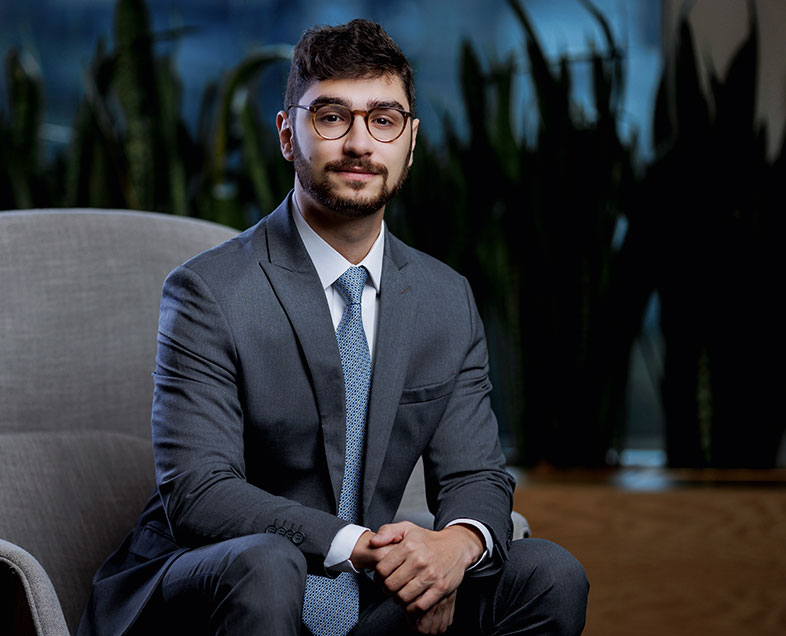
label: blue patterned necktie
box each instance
[302,266,371,636]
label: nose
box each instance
[342,113,375,156]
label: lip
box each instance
[333,169,378,180]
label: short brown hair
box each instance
[285,19,415,113]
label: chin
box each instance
[326,196,384,218]
[311,182,390,218]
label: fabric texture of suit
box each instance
[77,194,515,636]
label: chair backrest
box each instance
[0,209,238,631]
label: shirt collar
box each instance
[291,198,384,294]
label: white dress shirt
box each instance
[291,203,492,574]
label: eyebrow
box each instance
[308,96,408,111]
[309,96,351,108]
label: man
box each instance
[78,19,587,636]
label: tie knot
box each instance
[334,266,368,306]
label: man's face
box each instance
[279,75,419,218]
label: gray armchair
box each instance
[0,208,527,636]
[0,209,238,635]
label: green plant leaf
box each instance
[4,49,43,208]
[210,45,292,186]
[156,56,189,215]
[113,0,159,210]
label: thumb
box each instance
[369,522,407,547]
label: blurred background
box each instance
[2,1,785,634]
[2,0,783,471]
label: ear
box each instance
[407,118,420,168]
[277,110,295,162]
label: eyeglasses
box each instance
[288,103,412,143]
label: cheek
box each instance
[304,144,327,166]
[391,149,410,175]
[293,132,318,164]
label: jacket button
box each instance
[292,531,305,545]
[265,525,278,534]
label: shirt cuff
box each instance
[324,524,370,574]
[446,518,493,571]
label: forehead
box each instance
[299,75,410,110]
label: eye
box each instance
[315,105,350,127]
[369,109,403,129]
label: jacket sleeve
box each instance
[422,277,515,573]
[151,264,347,574]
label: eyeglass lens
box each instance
[313,104,406,142]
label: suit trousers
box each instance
[139,533,588,636]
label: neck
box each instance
[293,186,384,265]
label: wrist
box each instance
[326,524,370,573]
[349,530,375,570]
[442,524,484,568]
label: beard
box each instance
[292,134,410,218]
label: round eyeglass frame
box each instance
[288,103,412,143]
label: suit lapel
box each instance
[257,199,347,507]
[362,233,417,515]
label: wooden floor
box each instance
[513,469,786,636]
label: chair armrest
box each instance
[0,539,69,636]
[511,511,531,539]
[395,459,531,540]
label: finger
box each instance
[375,527,431,583]
[392,574,432,606]
[369,521,409,547]
[368,534,397,548]
[378,552,432,598]
[443,591,456,631]
[416,611,437,635]
[405,585,447,616]
[371,543,396,559]
[416,598,449,635]
[374,544,409,583]
[432,593,455,634]
[375,533,427,583]
[446,593,456,627]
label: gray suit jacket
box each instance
[78,195,514,636]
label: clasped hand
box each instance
[350,521,484,634]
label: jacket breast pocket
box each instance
[399,375,456,405]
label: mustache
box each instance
[324,158,388,177]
